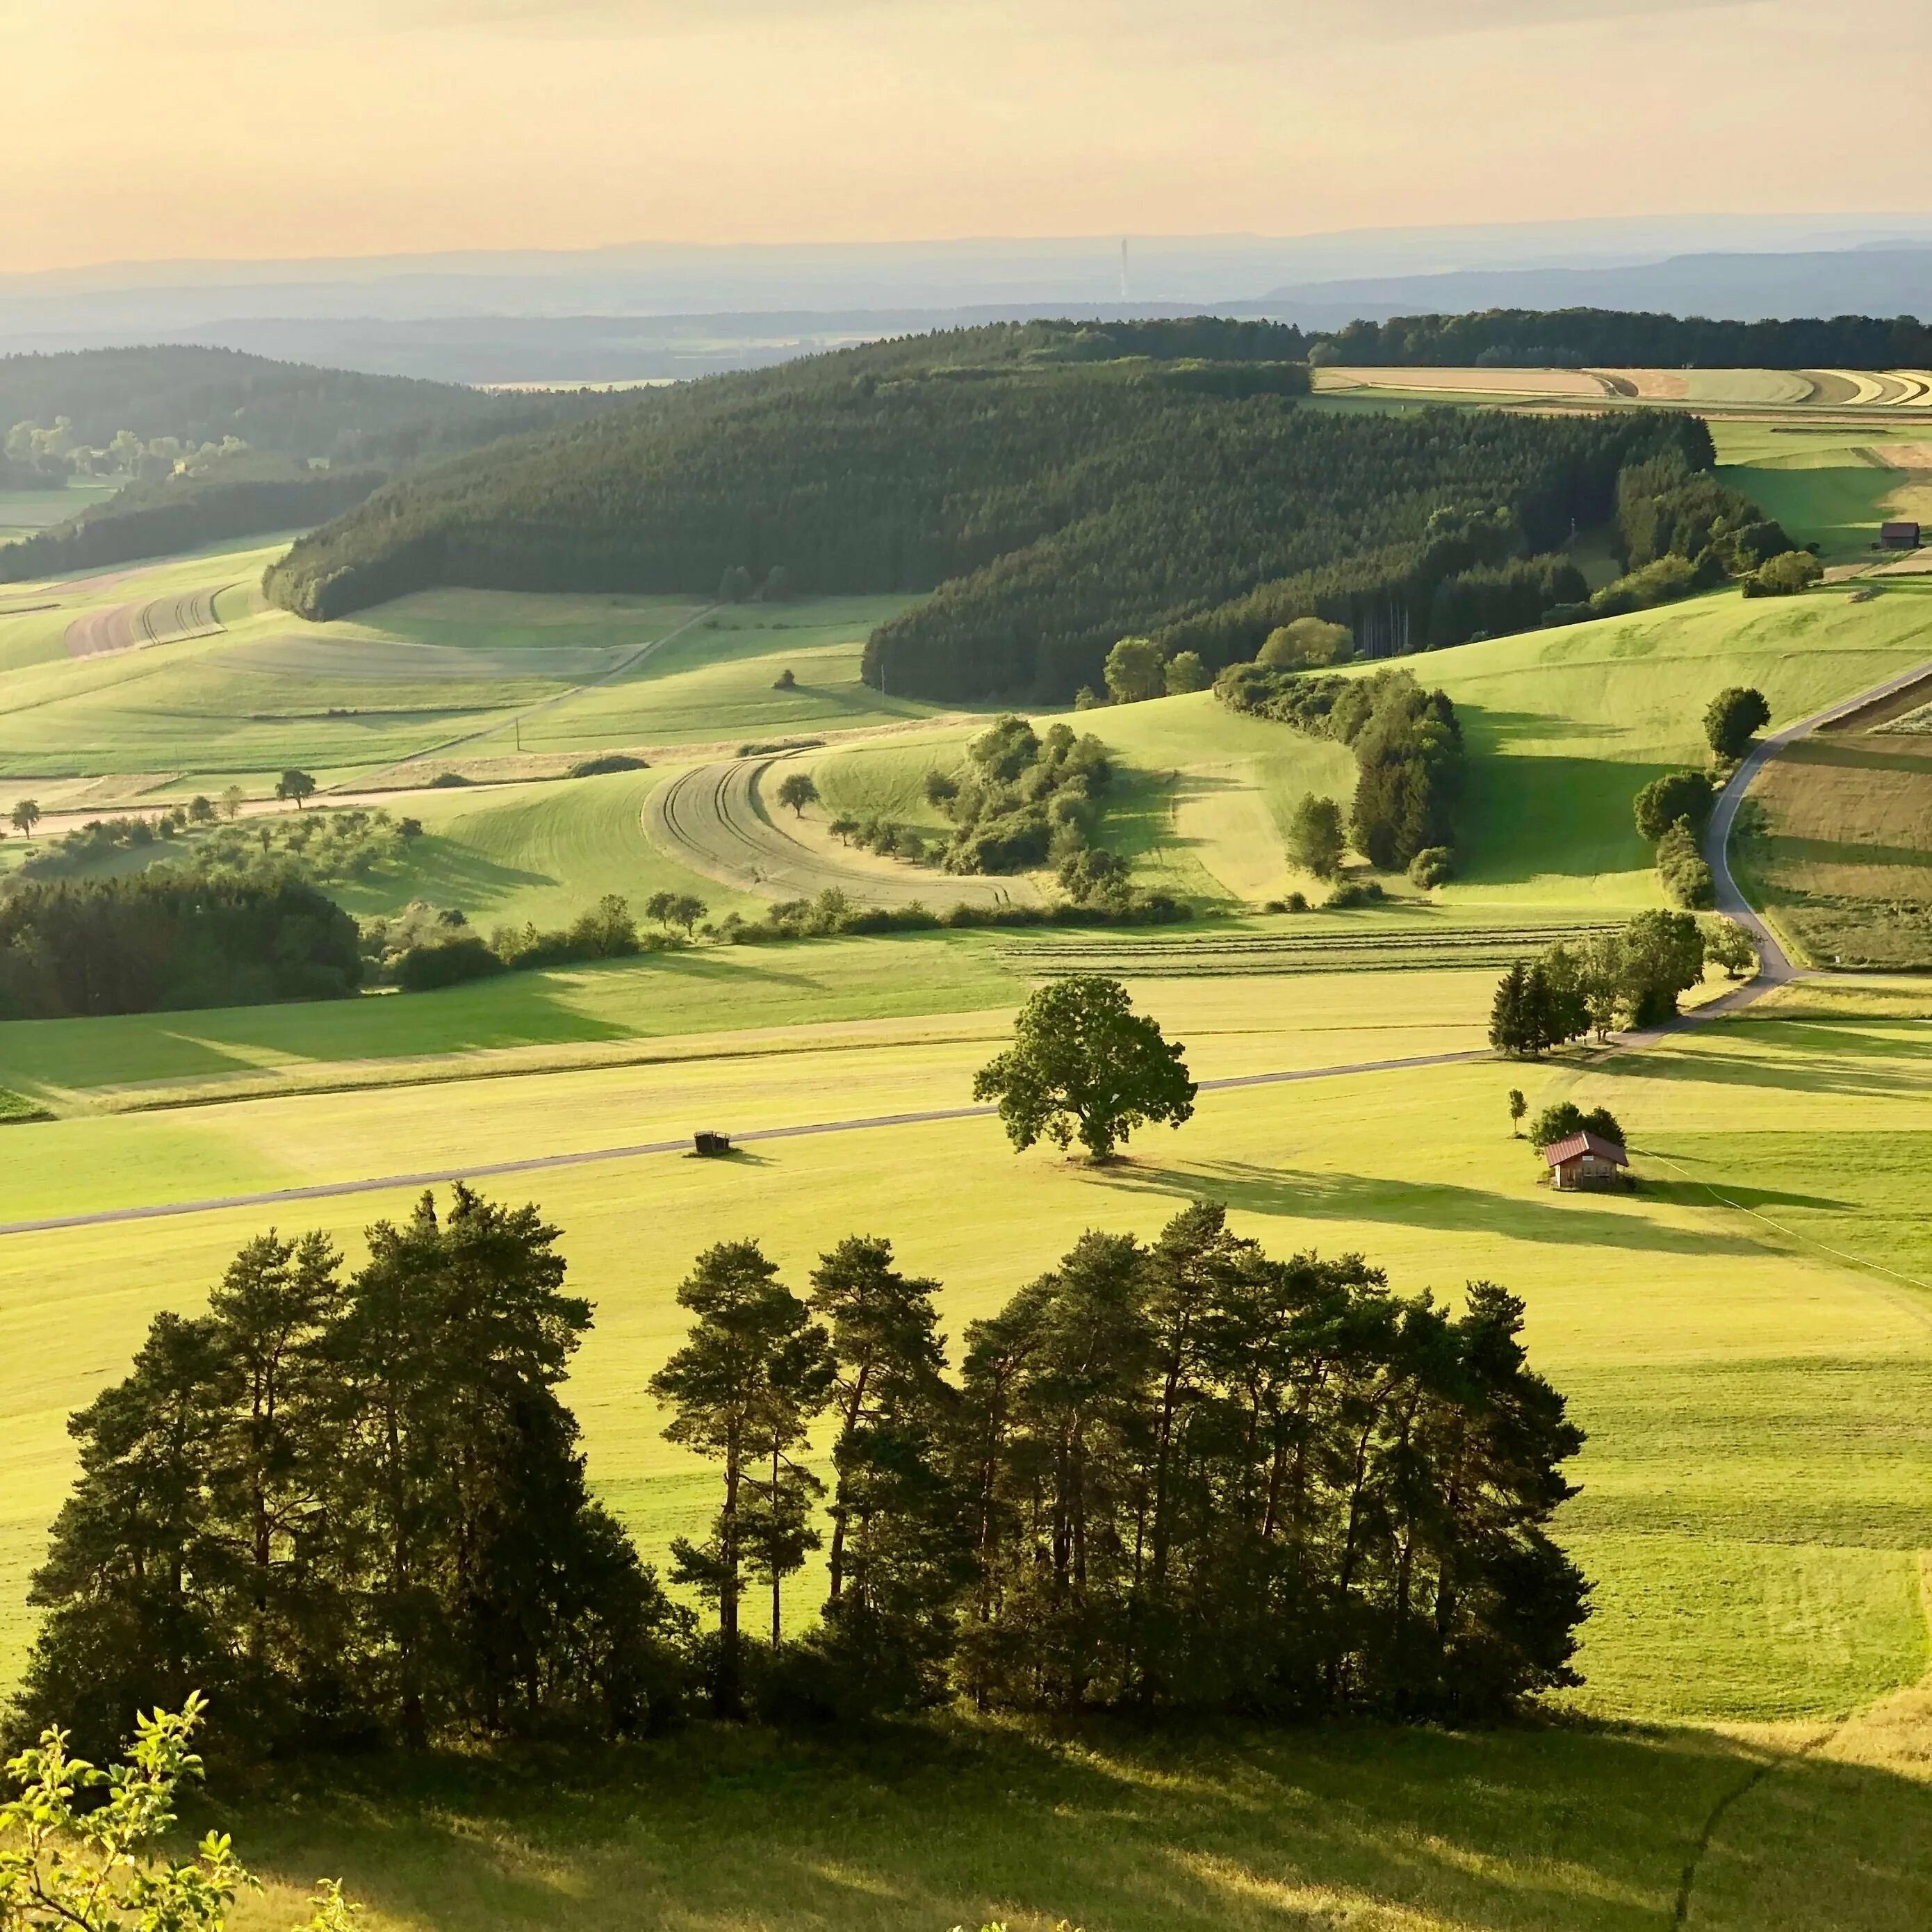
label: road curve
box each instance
[1702,653,1932,987]
[646,754,1038,908]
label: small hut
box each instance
[1881,521,1922,552]
[1542,1131,1630,1191]
[693,1130,734,1157]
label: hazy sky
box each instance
[10,0,1929,270]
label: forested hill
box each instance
[265,318,1707,701]
[0,345,607,467]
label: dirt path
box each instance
[63,582,231,660]
[326,603,716,795]
[645,753,1039,908]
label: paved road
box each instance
[1701,652,1932,989]
[0,1047,1489,1238]
[645,753,1037,908]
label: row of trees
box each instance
[1218,666,1466,874]
[1487,911,1733,1055]
[18,1181,1590,1755]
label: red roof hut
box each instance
[1542,1131,1630,1191]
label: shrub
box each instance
[396,935,506,990]
[568,753,648,776]
[1742,551,1822,598]
[1656,817,1715,909]
[1704,685,1772,760]
[1259,615,1352,669]
[1633,769,1715,842]
[1409,846,1454,887]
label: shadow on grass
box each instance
[1089,1159,1765,1259]
[215,1710,1932,1932]
[1605,1027,1932,1099]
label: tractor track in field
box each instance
[63,582,233,659]
[645,752,1038,909]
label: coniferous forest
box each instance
[13,1188,1587,1760]
[261,321,1714,701]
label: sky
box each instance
[9,0,1930,272]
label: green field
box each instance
[5,448,1932,1928]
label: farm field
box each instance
[3,969,1932,1929]
[0,480,117,545]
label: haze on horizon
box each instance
[9,0,1931,275]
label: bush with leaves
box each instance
[1740,552,1822,599]
[0,1694,359,1932]
[1655,817,1715,909]
[1704,685,1772,760]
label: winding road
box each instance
[646,753,1038,908]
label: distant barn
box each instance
[1881,521,1922,551]
[1543,1131,1630,1191]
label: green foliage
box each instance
[1259,616,1353,669]
[0,871,363,1019]
[1528,1101,1626,1150]
[1589,553,1705,620]
[1633,770,1714,842]
[776,770,819,818]
[928,718,1114,877]
[1409,845,1455,888]
[395,933,506,991]
[0,1692,360,1932]
[7,801,39,837]
[972,974,1195,1159]
[1655,818,1716,909]
[644,890,707,935]
[1703,915,1758,977]
[1104,637,1167,704]
[14,1191,689,1758]
[1489,912,1707,1054]
[1705,685,1774,758]
[1742,551,1825,599]
[1162,649,1208,694]
[1285,792,1346,879]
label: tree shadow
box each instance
[218,1711,1932,1932]
[1090,1159,1767,1259]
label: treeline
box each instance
[0,871,363,1018]
[0,459,389,583]
[1311,308,1932,371]
[15,1192,1587,1758]
[262,322,1702,701]
[1217,666,1464,873]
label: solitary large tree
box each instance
[973,974,1195,1160]
[1704,686,1771,762]
[776,771,819,819]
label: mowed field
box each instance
[3,967,1932,1929]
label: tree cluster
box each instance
[1488,912,1710,1054]
[926,717,1116,877]
[0,871,363,1020]
[1218,666,1464,874]
[655,1202,1587,1726]
[14,1188,690,1760]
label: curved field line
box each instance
[63,582,231,660]
[1823,369,1888,407]
[644,755,1038,908]
[1886,371,1932,406]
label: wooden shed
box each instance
[1881,521,1922,551]
[1542,1130,1630,1191]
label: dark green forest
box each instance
[264,321,1706,701]
[1309,307,1932,370]
[0,871,363,1017]
[15,1190,1586,1758]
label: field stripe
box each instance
[0,1047,1493,1238]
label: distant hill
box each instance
[0,346,621,579]
[264,319,1705,702]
